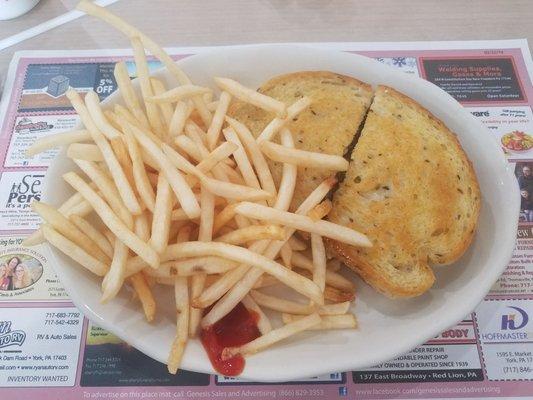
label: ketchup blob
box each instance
[200,302,260,376]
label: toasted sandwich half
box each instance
[228,71,374,210]
[327,85,481,298]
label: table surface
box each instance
[1,0,533,84]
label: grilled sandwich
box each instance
[327,85,480,297]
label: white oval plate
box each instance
[43,44,519,382]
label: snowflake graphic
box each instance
[392,57,407,67]
[375,57,385,63]
[406,58,417,68]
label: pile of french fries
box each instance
[25,1,372,374]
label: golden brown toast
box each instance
[327,85,481,298]
[228,71,374,210]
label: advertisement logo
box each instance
[0,321,26,348]
[501,306,529,330]
[470,110,490,117]
[14,117,53,133]
[6,174,43,209]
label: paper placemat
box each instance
[0,39,532,399]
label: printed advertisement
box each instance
[0,40,532,399]
[0,235,67,301]
[4,114,79,168]
[0,306,83,387]
[0,171,43,232]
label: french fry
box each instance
[198,185,215,242]
[76,0,212,127]
[147,84,211,104]
[257,97,311,142]
[250,290,350,315]
[274,128,297,210]
[32,201,110,265]
[290,251,314,270]
[193,264,249,309]
[171,208,190,221]
[311,234,326,292]
[174,135,203,163]
[212,204,237,235]
[222,127,260,189]
[282,313,357,330]
[260,138,349,171]
[69,214,114,259]
[242,295,272,335]
[67,143,104,162]
[63,171,159,268]
[215,225,285,245]
[42,224,108,276]
[131,37,164,136]
[110,136,136,188]
[250,290,311,315]
[114,61,150,129]
[218,162,246,185]
[292,252,355,291]
[234,202,372,247]
[123,123,156,212]
[207,100,219,112]
[72,158,134,229]
[253,274,280,289]
[190,272,206,338]
[27,129,92,157]
[130,272,156,322]
[134,213,150,242]
[222,313,321,360]
[64,199,93,218]
[169,101,190,138]
[124,120,201,218]
[101,239,129,302]
[225,116,277,199]
[144,257,239,278]
[160,241,322,306]
[206,91,231,150]
[150,78,174,131]
[150,175,173,254]
[189,185,215,336]
[322,270,355,291]
[324,286,355,303]
[84,90,122,139]
[66,89,142,215]
[184,122,209,156]
[195,141,238,174]
[214,77,287,118]
[103,229,116,247]
[168,276,189,373]
[162,143,272,202]
[308,200,332,221]
[104,110,122,131]
[280,242,292,268]
[202,175,273,202]
[104,110,123,131]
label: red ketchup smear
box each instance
[200,302,260,376]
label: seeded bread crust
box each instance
[228,71,374,210]
[327,85,481,298]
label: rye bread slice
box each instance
[327,85,481,298]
